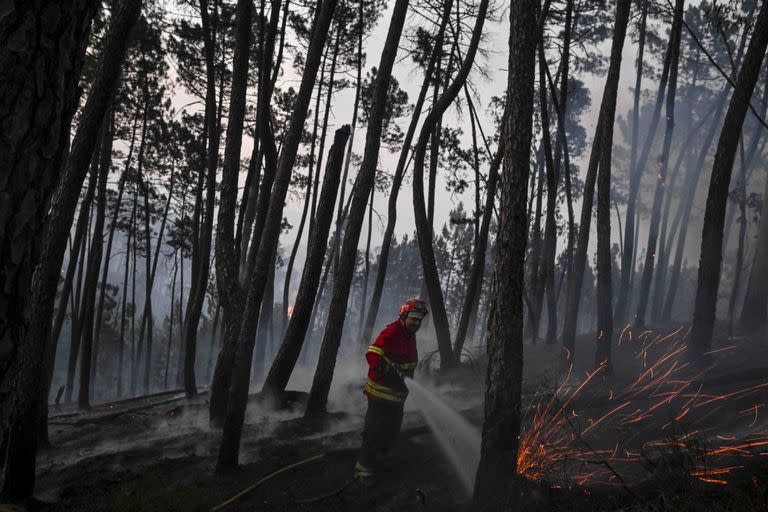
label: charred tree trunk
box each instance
[0,0,140,498]
[360,3,451,345]
[183,0,222,398]
[473,0,537,502]
[741,154,768,331]
[215,0,337,470]
[410,0,490,370]
[210,0,253,427]
[453,137,502,359]
[304,0,412,417]
[689,0,768,361]
[536,42,558,350]
[561,0,631,364]
[78,108,114,409]
[263,127,349,398]
[65,160,98,403]
[634,0,684,329]
[615,0,651,325]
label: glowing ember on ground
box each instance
[515,327,768,488]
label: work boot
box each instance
[353,461,375,487]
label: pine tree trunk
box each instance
[65,156,98,403]
[473,0,537,502]
[409,0,490,370]
[561,0,631,364]
[303,0,412,417]
[0,0,140,498]
[690,0,768,361]
[164,251,178,389]
[615,0,649,324]
[281,74,323,338]
[453,135,502,359]
[78,109,114,409]
[210,0,254,426]
[536,42,558,349]
[594,0,632,371]
[183,0,222,398]
[358,187,374,341]
[91,116,136,392]
[216,0,338,469]
[741,157,768,331]
[117,210,133,397]
[263,127,349,397]
[634,0,684,329]
[360,3,451,345]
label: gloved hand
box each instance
[375,358,404,381]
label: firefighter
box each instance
[353,298,429,481]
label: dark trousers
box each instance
[358,397,404,469]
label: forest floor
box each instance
[13,324,768,512]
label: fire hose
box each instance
[209,356,412,510]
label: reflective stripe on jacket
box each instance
[364,320,418,403]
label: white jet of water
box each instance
[405,377,481,496]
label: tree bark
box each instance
[360,3,451,346]
[561,0,631,364]
[78,108,114,409]
[410,0,490,370]
[453,137,502,359]
[183,0,222,398]
[594,0,633,371]
[614,0,650,325]
[741,151,768,331]
[65,155,98,403]
[0,0,139,498]
[634,0,684,329]
[215,0,337,470]
[304,0,412,417]
[536,42,558,349]
[473,0,537,502]
[262,127,349,398]
[210,0,253,426]
[689,0,768,361]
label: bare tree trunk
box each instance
[741,153,768,331]
[164,251,178,389]
[473,0,537,502]
[360,3,451,345]
[728,140,749,337]
[183,0,222,398]
[65,154,98,403]
[634,0,684,329]
[615,0,650,325]
[453,137,502,359]
[304,0,412,417]
[689,0,768,361]
[210,0,253,426]
[78,108,114,409]
[117,211,134,397]
[561,0,631,364]
[358,187,374,341]
[215,0,337,469]
[536,42,558,350]
[263,127,349,397]
[206,302,221,382]
[38,161,95,444]
[0,3,97,481]
[410,0,490,370]
[0,0,140,498]
[91,115,137,392]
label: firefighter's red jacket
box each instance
[364,320,418,403]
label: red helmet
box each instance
[399,298,429,319]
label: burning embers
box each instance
[516,327,768,488]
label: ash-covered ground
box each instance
[22,325,768,512]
